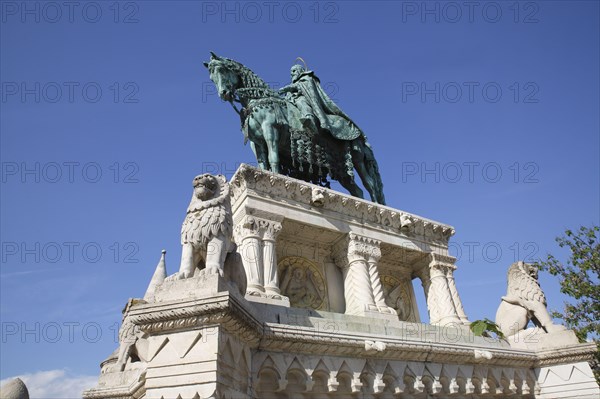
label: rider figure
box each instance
[279,64,322,135]
[280,63,364,143]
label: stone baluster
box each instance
[448,378,460,394]
[465,378,476,394]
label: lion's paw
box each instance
[165,272,189,281]
[202,264,224,277]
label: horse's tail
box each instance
[362,140,386,205]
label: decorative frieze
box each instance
[230,164,455,246]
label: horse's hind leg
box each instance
[262,122,280,173]
[339,173,364,200]
[352,151,377,202]
[352,140,386,204]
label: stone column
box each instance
[416,267,438,323]
[259,219,282,297]
[235,216,264,295]
[445,265,469,324]
[367,250,396,314]
[334,233,396,317]
[342,253,375,314]
[420,254,461,325]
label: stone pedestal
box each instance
[228,164,461,325]
[84,165,599,399]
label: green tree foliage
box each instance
[535,225,599,382]
[470,318,505,340]
[535,226,599,341]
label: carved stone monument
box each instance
[83,166,598,399]
[82,54,597,398]
[495,261,569,341]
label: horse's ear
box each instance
[210,51,219,60]
[203,62,209,69]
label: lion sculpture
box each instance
[176,173,235,278]
[495,261,566,337]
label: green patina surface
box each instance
[205,52,386,205]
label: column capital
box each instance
[234,215,283,242]
[234,215,261,242]
[334,232,381,267]
[427,253,457,273]
[258,219,282,241]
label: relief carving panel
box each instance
[279,257,328,310]
[381,275,416,322]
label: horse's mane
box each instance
[214,57,270,90]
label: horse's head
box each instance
[204,52,240,102]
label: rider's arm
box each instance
[279,84,299,94]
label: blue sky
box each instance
[1,1,599,396]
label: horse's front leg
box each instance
[250,141,268,170]
[248,118,269,170]
[263,123,280,173]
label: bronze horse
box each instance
[204,52,385,204]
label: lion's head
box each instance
[186,174,229,213]
[192,174,219,201]
[182,173,232,246]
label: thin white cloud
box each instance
[1,369,97,399]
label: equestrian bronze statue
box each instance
[204,52,386,205]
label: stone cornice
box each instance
[128,292,263,345]
[535,342,598,367]
[230,164,455,246]
[123,291,595,369]
[83,380,145,399]
[259,322,538,367]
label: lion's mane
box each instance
[506,261,546,305]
